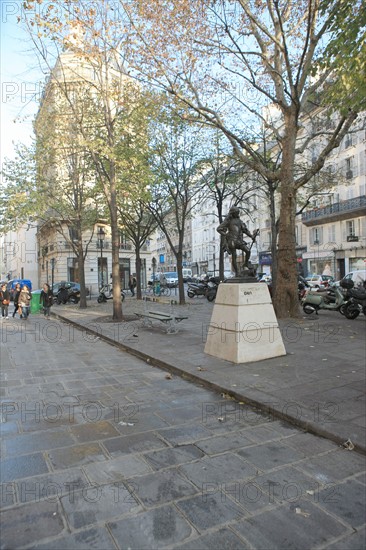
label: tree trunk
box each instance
[272,184,299,318]
[176,250,186,305]
[272,111,301,318]
[77,241,87,309]
[109,167,123,321]
[135,251,142,300]
[269,188,278,295]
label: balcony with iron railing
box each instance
[302,195,366,226]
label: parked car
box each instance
[164,272,179,287]
[7,279,33,300]
[149,273,167,285]
[182,268,193,282]
[200,271,234,281]
[305,275,334,289]
[259,274,272,283]
[335,270,366,289]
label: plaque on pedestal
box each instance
[204,283,286,364]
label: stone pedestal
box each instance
[204,282,286,364]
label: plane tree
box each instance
[145,118,207,304]
[117,0,363,317]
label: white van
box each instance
[339,270,366,288]
[182,268,192,282]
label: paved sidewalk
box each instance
[52,295,366,453]
[1,298,365,549]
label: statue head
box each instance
[228,206,240,218]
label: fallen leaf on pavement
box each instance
[295,507,310,517]
[342,439,354,451]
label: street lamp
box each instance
[98,227,105,288]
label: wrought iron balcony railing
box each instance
[302,195,366,225]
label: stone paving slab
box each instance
[0,500,66,548]
[27,526,118,550]
[107,505,195,549]
[232,500,349,549]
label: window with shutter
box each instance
[311,227,323,245]
[341,221,347,241]
[345,157,354,180]
[346,188,354,200]
[328,225,336,242]
[346,220,355,237]
[359,151,365,176]
[359,217,366,237]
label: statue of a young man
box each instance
[217,206,259,277]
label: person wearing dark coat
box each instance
[12,283,21,318]
[129,275,135,297]
[40,283,53,318]
[0,283,10,319]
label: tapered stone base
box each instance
[204,283,286,364]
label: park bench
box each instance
[134,302,188,334]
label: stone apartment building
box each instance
[32,28,150,292]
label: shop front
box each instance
[258,252,272,275]
[302,250,335,277]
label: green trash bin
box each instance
[30,290,43,314]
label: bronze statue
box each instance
[217,206,259,278]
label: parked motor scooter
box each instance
[206,277,221,302]
[342,280,366,319]
[302,281,350,315]
[97,285,125,303]
[298,276,310,301]
[187,278,209,298]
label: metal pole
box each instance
[51,258,55,290]
[100,240,104,288]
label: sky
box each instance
[0,1,46,168]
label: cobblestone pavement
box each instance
[0,303,365,549]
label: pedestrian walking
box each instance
[0,283,10,319]
[40,283,53,318]
[129,275,135,297]
[19,284,32,320]
[12,283,21,318]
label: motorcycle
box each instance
[342,281,366,319]
[298,276,310,301]
[302,281,349,315]
[206,277,221,302]
[55,286,80,305]
[97,285,125,303]
[187,278,209,298]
